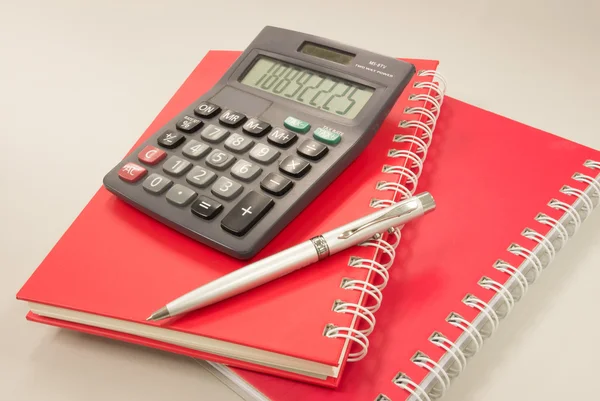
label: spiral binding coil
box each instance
[384,160,600,400]
[324,69,447,363]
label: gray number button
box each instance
[182,139,211,160]
[249,143,280,164]
[230,160,262,182]
[224,133,254,153]
[211,177,243,200]
[143,173,173,194]
[200,124,230,143]
[186,166,217,188]
[206,149,236,170]
[163,156,192,176]
[166,184,197,206]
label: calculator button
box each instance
[221,191,274,236]
[260,173,293,196]
[297,139,328,161]
[118,162,147,183]
[182,139,211,160]
[176,115,203,133]
[162,156,192,177]
[224,133,254,153]
[284,116,310,133]
[157,130,185,149]
[313,127,341,145]
[186,166,217,188]
[143,173,173,194]
[230,160,262,182]
[206,149,236,170]
[166,184,197,206]
[211,177,243,200]
[249,143,280,164]
[137,145,166,165]
[194,102,221,118]
[279,156,311,178]
[242,118,271,137]
[267,128,297,148]
[191,196,223,220]
[200,124,230,143]
[219,109,247,127]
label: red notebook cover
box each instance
[209,97,600,400]
[16,50,441,387]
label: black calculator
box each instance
[103,26,415,259]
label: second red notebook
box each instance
[206,96,600,400]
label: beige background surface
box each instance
[1,1,599,400]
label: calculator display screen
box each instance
[240,56,374,119]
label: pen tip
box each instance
[146,307,171,321]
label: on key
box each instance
[221,191,274,236]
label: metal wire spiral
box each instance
[325,69,446,363]
[384,160,599,400]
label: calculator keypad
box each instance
[163,156,192,176]
[297,139,328,160]
[224,133,254,153]
[109,100,335,253]
[231,160,262,182]
[279,156,310,178]
[242,118,271,137]
[182,140,211,160]
[186,166,217,188]
[143,173,173,194]
[206,149,236,170]
[260,173,292,196]
[118,163,147,182]
[138,146,167,165]
[221,191,274,236]
[267,128,297,148]
[158,130,185,149]
[191,195,223,220]
[212,177,243,200]
[176,115,203,133]
[249,143,280,164]
[201,124,230,143]
[166,184,196,206]
[219,110,247,127]
[194,102,221,118]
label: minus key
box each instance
[260,173,293,196]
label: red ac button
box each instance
[118,162,147,183]
[138,145,166,165]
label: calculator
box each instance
[102,26,415,259]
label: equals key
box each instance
[191,196,223,220]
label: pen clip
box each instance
[337,200,419,239]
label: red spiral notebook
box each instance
[203,96,600,400]
[16,51,442,387]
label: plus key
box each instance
[221,191,274,236]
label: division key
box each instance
[221,191,274,236]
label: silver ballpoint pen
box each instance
[147,192,436,321]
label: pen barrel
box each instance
[321,195,429,254]
[168,241,319,315]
